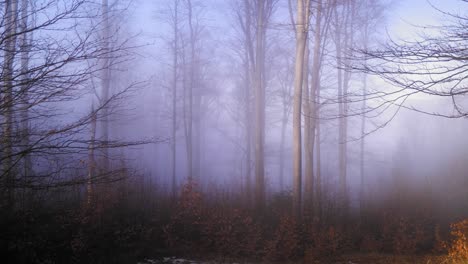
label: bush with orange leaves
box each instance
[447,219,468,262]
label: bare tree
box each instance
[253,0,266,210]
[0,0,147,202]
[332,0,357,214]
[171,0,180,199]
[100,0,111,172]
[1,0,19,207]
[291,0,310,218]
[356,2,468,118]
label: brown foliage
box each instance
[202,208,261,258]
[264,215,301,261]
[360,234,383,253]
[380,213,430,254]
[305,225,345,259]
[432,224,447,254]
[163,180,204,252]
[447,219,468,262]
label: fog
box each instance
[2,0,468,263]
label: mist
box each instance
[1,0,468,263]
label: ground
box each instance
[138,254,451,264]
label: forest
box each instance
[1,0,468,263]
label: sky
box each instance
[389,0,465,39]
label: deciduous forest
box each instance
[1,0,468,263]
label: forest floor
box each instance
[138,254,449,264]
[324,253,447,263]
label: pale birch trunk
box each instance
[292,0,310,218]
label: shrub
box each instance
[264,215,301,261]
[163,180,204,254]
[201,208,261,258]
[447,219,468,262]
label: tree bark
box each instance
[2,0,19,207]
[100,0,110,172]
[171,0,179,199]
[303,44,313,209]
[292,0,310,219]
[360,2,369,220]
[309,0,322,213]
[334,1,347,213]
[19,0,32,178]
[254,0,266,211]
[187,0,194,181]
[87,105,97,208]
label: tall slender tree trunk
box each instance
[2,0,19,208]
[100,0,110,171]
[335,0,354,215]
[343,0,355,214]
[309,0,322,214]
[279,111,287,191]
[243,0,255,203]
[334,3,347,213]
[303,45,314,209]
[171,0,179,199]
[254,0,266,211]
[315,84,322,219]
[87,105,97,208]
[292,0,310,219]
[360,5,369,220]
[192,1,201,181]
[193,96,201,180]
[244,51,252,202]
[187,0,194,181]
[19,0,31,178]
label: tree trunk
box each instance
[309,0,323,213]
[2,0,19,208]
[87,105,97,208]
[360,4,369,220]
[244,45,252,202]
[187,0,194,181]
[315,83,322,219]
[242,0,255,203]
[100,0,110,171]
[279,111,287,191]
[254,0,266,211]
[303,45,313,209]
[171,0,179,199]
[19,0,32,178]
[292,0,310,219]
[334,2,346,214]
